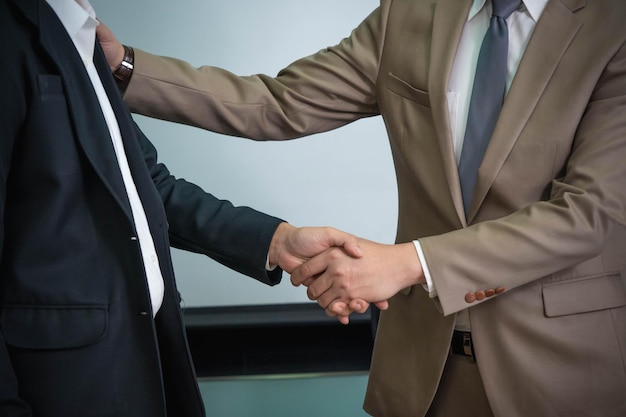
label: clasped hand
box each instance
[287,234,424,324]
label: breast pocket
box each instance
[379,72,440,170]
[36,74,72,130]
[385,72,431,109]
[20,74,84,179]
[38,74,64,98]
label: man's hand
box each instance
[268,223,362,274]
[291,239,425,322]
[95,20,125,71]
[268,223,367,324]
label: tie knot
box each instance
[491,0,521,19]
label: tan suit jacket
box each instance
[124,0,626,415]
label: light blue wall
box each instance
[199,373,371,417]
[91,0,398,309]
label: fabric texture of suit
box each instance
[0,0,284,416]
[121,0,626,416]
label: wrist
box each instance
[268,222,294,268]
[113,45,134,93]
[398,242,425,286]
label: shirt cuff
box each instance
[265,255,278,271]
[413,240,437,298]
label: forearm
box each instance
[137,125,284,283]
[165,185,283,284]
[421,196,625,315]
[124,46,379,141]
[120,5,384,139]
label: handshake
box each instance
[268,223,424,324]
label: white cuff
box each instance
[413,240,437,298]
[265,255,278,271]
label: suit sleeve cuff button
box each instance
[465,292,477,303]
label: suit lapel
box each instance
[467,0,584,221]
[429,0,474,226]
[33,0,134,221]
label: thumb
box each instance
[326,228,363,258]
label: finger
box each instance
[348,299,370,314]
[315,283,344,308]
[374,300,389,310]
[326,228,363,258]
[306,275,335,303]
[325,304,351,325]
[328,300,349,316]
[290,251,331,286]
[340,236,363,259]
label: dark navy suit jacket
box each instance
[0,0,283,415]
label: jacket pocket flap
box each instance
[1,305,108,349]
[542,273,626,317]
[385,72,430,108]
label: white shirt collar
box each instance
[46,0,99,64]
[468,0,549,22]
[523,0,549,22]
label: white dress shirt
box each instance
[46,0,165,316]
[415,0,548,331]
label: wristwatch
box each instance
[113,45,134,93]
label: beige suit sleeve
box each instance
[123,5,388,141]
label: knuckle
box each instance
[298,263,312,278]
[306,286,318,300]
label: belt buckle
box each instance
[462,332,475,362]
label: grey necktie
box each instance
[458,0,521,215]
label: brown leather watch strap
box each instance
[113,45,134,93]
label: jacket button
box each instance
[465,292,477,303]
[475,290,486,300]
[495,287,505,294]
[485,289,496,297]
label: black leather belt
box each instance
[450,330,475,361]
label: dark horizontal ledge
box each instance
[182,303,379,377]
[182,302,374,329]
